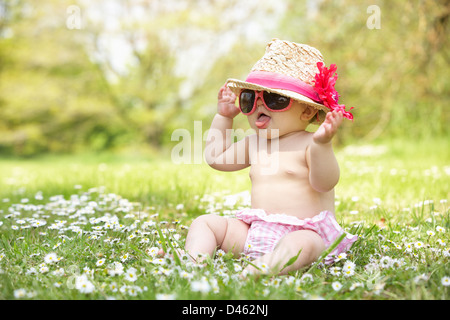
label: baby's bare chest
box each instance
[249,147,309,180]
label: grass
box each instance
[0,138,448,300]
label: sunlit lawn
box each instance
[0,138,448,300]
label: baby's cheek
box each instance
[246,115,257,128]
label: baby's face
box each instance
[246,99,309,139]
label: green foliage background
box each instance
[0,0,448,157]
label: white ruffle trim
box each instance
[235,208,331,226]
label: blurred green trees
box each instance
[280,0,449,142]
[0,0,448,156]
[0,0,183,156]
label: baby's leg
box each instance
[245,230,325,276]
[185,214,249,261]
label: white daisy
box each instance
[334,252,347,262]
[342,261,356,277]
[329,267,341,276]
[191,278,211,293]
[14,289,27,299]
[96,259,106,266]
[75,275,95,293]
[379,256,392,269]
[331,281,342,291]
[124,267,138,282]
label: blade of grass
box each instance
[165,236,181,266]
[279,248,302,273]
[154,223,167,253]
[242,259,262,272]
[153,221,181,266]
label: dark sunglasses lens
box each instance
[263,92,290,110]
[239,90,255,113]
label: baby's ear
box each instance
[300,105,318,121]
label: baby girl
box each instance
[185,39,357,276]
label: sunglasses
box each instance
[239,89,293,115]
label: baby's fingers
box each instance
[327,110,343,129]
[224,86,237,101]
[218,83,227,99]
[218,84,236,102]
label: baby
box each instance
[185,39,357,276]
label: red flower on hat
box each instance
[313,62,353,120]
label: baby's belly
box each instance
[250,182,334,218]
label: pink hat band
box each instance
[245,71,322,104]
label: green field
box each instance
[0,138,448,300]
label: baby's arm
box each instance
[306,110,343,192]
[204,84,250,171]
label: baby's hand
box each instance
[217,83,239,119]
[313,110,343,145]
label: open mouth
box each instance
[255,112,271,129]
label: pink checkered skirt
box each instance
[235,209,357,265]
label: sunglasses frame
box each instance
[239,89,293,115]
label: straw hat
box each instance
[227,39,338,117]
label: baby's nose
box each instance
[256,97,265,107]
